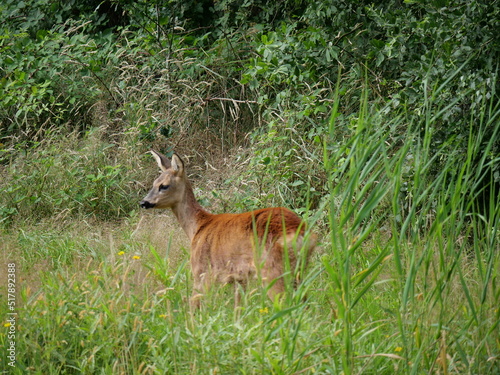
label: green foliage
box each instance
[0,131,144,226]
[0,1,120,137]
[1,2,499,373]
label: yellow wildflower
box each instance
[118,251,125,256]
[133,255,141,260]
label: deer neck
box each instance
[171,181,209,242]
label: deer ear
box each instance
[149,150,171,172]
[171,154,184,175]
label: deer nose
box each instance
[140,200,155,209]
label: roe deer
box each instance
[140,151,315,306]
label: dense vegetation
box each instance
[1,0,499,374]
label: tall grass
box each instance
[1,82,499,374]
[319,72,500,374]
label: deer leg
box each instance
[190,272,208,310]
[261,243,285,301]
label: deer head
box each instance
[140,151,186,210]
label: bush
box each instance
[1,1,119,134]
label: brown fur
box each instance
[140,151,316,306]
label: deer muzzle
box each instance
[140,200,156,209]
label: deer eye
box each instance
[159,184,170,192]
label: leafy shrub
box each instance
[0,1,120,138]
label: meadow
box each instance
[1,90,499,373]
[1,1,499,373]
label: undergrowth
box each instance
[1,84,499,373]
[1,1,499,374]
